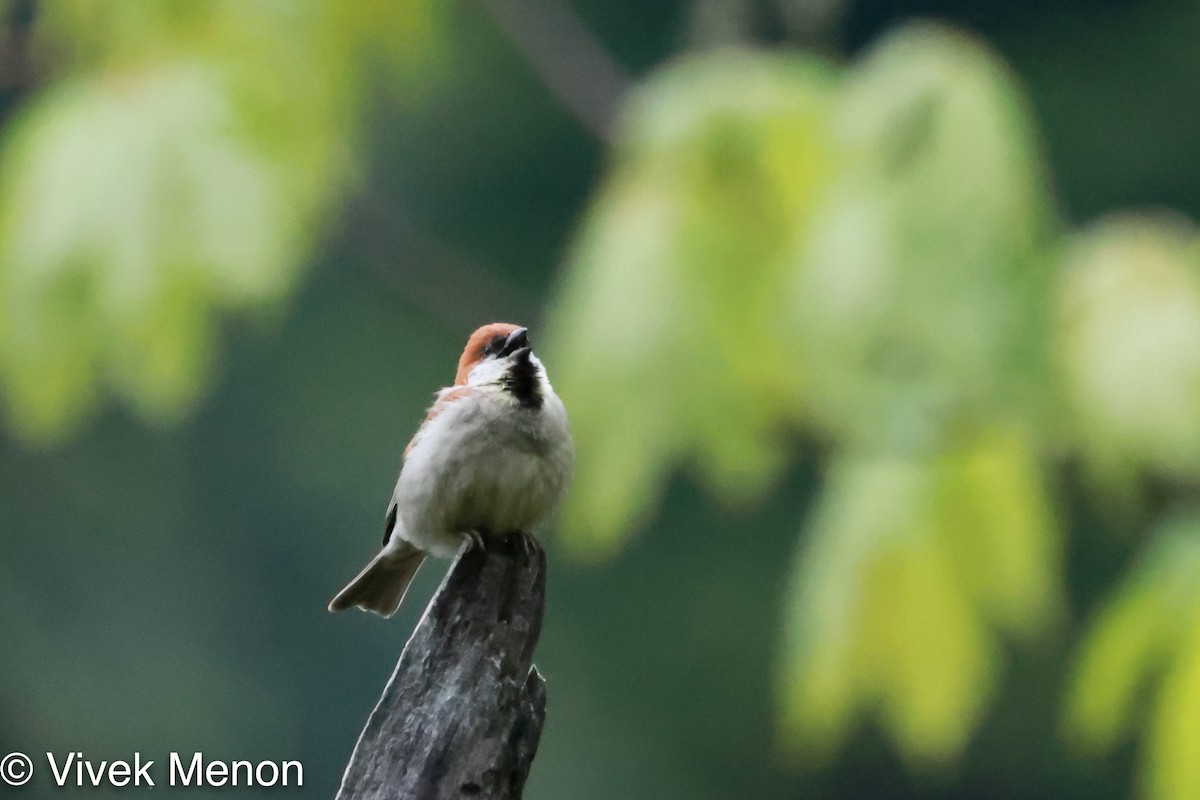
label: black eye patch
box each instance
[483,334,508,357]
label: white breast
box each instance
[393,389,573,558]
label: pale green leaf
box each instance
[0,61,304,439]
[0,1,434,442]
[546,174,691,556]
[780,427,1063,765]
[792,23,1056,448]
[935,425,1063,634]
[779,455,930,760]
[1145,619,1200,800]
[779,451,1002,765]
[1065,518,1200,751]
[549,51,840,554]
[875,529,995,764]
[1055,213,1200,481]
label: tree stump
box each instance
[335,531,548,800]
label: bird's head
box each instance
[456,322,544,407]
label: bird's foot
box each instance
[465,529,486,552]
[516,530,539,557]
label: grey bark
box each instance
[335,532,548,800]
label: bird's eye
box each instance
[483,335,507,357]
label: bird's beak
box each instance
[499,327,530,358]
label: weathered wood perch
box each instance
[336,531,548,800]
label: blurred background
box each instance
[2,0,1200,798]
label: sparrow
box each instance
[328,323,574,617]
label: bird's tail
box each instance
[328,542,425,617]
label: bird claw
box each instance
[463,529,537,557]
[465,529,486,552]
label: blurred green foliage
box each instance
[3,2,1200,800]
[0,0,430,440]
[1056,214,1200,483]
[548,51,838,549]
[1066,515,1200,800]
[778,426,1060,765]
[548,18,1200,800]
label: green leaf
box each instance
[873,524,995,763]
[0,1,434,442]
[0,62,302,438]
[935,425,1063,634]
[791,23,1057,449]
[1065,517,1200,754]
[780,428,1061,765]
[778,450,978,764]
[544,174,692,557]
[548,51,840,555]
[1054,213,1200,482]
[1145,619,1200,800]
[779,455,929,760]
